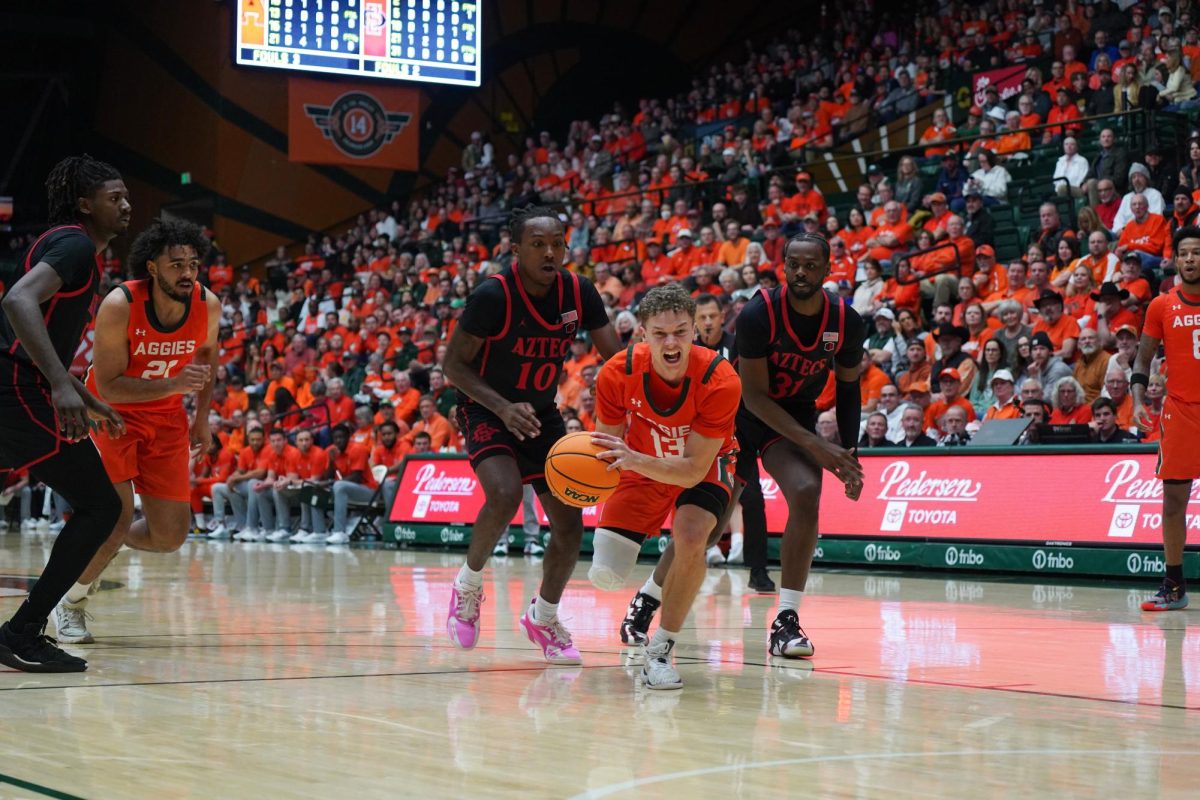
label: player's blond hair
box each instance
[635,283,696,323]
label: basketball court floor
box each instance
[1,533,1197,799]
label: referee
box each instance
[0,155,129,672]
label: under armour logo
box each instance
[630,398,643,408]
[135,328,146,336]
[1173,304,1183,311]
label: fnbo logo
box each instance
[1127,552,1165,574]
[944,547,984,567]
[864,543,901,562]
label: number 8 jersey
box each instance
[84,279,210,413]
[595,342,740,460]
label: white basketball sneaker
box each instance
[641,638,683,690]
[53,597,93,644]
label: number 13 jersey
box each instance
[734,286,865,420]
[84,279,210,414]
[595,342,740,460]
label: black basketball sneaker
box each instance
[620,592,661,645]
[0,621,88,672]
[768,609,814,658]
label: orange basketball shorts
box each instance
[92,407,192,502]
[598,453,735,538]
[1157,396,1200,481]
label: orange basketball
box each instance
[544,431,620,508]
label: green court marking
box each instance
[0,772,87,800]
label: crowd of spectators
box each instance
[8,1,1200,539]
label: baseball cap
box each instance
[722,147,736,156]
[907,380,932,394]
[1114,324,1140,337]
[1175,184,1193,199]
[991,368,1015,384]
[938,368,962,382]
[1030,331,1054,349]
[866,164,883,176]
[929,192,947,204]
[874,308,895,321]
[976,244,996,258]
[646,237,662,246]
[1122,251,1143,265]
[763,216,780,227]
[676,228,694,239]
[796,171,813,182]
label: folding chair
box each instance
[348,465,390,541]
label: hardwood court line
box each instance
[761,663,1200,711]
[565,748,1200,800]
[0,770,87,800]
[0,659,660,693]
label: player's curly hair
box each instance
[786,231,831,262]
[1172,224,1200,251]
[45,154,122,225]
[509,204,565,243]
[635,282,696,323]
[127,217,209,279]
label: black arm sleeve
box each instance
[835,378,862,449]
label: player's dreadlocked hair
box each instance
[45,154,122,225]
[635,282,696,323]
[786,231,831,262]
[509,204,565,243]
[127,217,209,279]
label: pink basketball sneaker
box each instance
[520,601,583,665]
[447,583,484,649]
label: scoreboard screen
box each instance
[235,0,481,87]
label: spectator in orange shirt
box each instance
[404,394,453,451]
[924,368,977,436]
[983,369,1023,420]
[325,376,356,429]
[1048,376,1093,424]
[668,229,705,278]
[1090,281,1141,349]
[974,245,1008,301]
[1043,87,1083,142]
[640,239,672,285]
[909,228,961,309]
[1031,289,1080,360]
[858,350,893,411]
[866,201,912,265]
[391,371,421,424]
[784,171,828,223]
[716,221,750,267]
[995,111,1033,160]
[919,107,958,157]
[1115,194,1169,271]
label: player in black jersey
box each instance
[736,233,865,660]
[443,205,621,664]
[0,155,129,672]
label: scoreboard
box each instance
[235,0,481,87]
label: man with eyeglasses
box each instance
[1102,368,1135,430]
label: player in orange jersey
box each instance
[1133,225,1200,612]
[54,219,220,643]
[588,284,741,689]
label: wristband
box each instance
[1130,372,1149,389]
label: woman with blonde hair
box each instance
[894,155,923,209]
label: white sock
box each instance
[456,563,484,589]
[651,627,678,647]
[730,533,743,548]
[195,513,206,528]
[640,575,663,601]
[779,588,804,614]
[65,582,91,604]
[533,595,558,624]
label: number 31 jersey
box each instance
[85,279,210,414]
[595,342,740,460]
[735,286,865,418]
